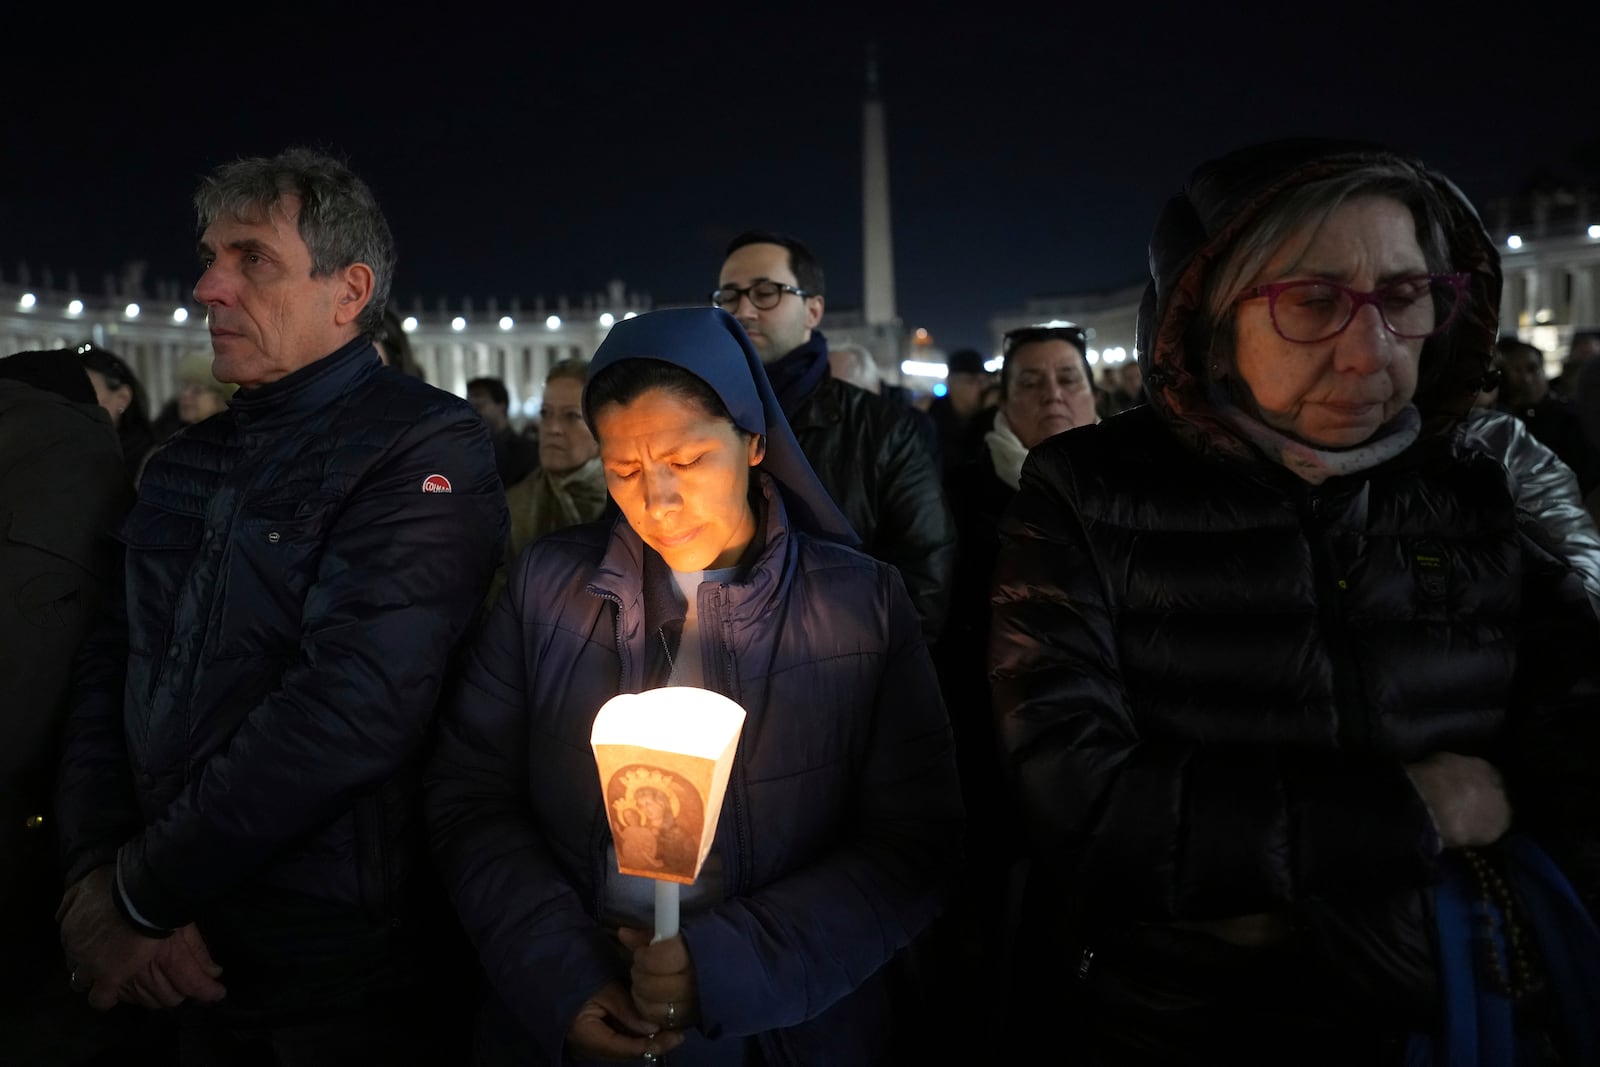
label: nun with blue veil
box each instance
[426,307,962,1066]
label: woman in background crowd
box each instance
[174,350,234,426]
[503,358,608,561]
[78,342,154,486]
[931,320,1100,1032]
[374,307,425,378]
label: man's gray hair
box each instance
[194,147,395,336]
[830,341,881,393]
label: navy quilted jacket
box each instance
[57,337,508,1012]
[426,474,961,1066]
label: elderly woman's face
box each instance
[1002,340,1098,449]
[538,377,599,475]
[595,387,765,572]
[178,381,228,424]
[1232,195,1425,449]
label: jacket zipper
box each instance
[356,793,393,926]
[1303,490,1369,748]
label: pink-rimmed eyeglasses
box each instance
[1236,272,1471,344]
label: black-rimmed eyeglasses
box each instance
[1235,272,1471,344]
[710,281,811,312]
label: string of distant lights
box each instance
[8,292,642,334]
[1507,225,1600,251]
[13,291,190,323]
[428,311,639,333]
[12,219,1597,379]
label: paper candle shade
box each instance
[591,686,746,886]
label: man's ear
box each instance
[804,295,824,331]
[332,263,375,327]
[747,433,767,467]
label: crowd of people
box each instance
[3,138,1600,1067]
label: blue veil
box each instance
[586,308,858,547]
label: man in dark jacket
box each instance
[0,352,134,1061]
[713,231,955,640]
[468,375,540,487]
[1499,336,1600,494]
[926,347,991,475]
[54,148,507,1062]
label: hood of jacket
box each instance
[1134,139,1502,460]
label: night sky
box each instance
[6,5,1599,351]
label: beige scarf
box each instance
[984,410,1032,491]
[507,456,608,557]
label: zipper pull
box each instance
[659,629,675,678]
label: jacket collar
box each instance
[766,330,832,417]
[228,335,381,429]
[783,373,842,433]
[588,471,797,688]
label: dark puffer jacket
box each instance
[990,142,1600,1058]
[56,337,507,1018]
[426,473,961,1066]
[0,379,128,1000]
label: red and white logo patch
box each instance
[421,474,453,493]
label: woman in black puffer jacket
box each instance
[991,140,1600,1063]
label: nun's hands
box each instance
[617,927,699,1031]
[567,980,684,1062]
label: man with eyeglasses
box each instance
[714,231,955,642]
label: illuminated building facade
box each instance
[985,189,1600,383]
[0,270,649,421]
[1488,187,1600,369]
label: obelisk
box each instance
[862,48,897,327]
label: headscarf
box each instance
[1134,138,1500,458]
[0,349,98,405]
[586,307,858,546]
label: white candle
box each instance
[654,878,680,942]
